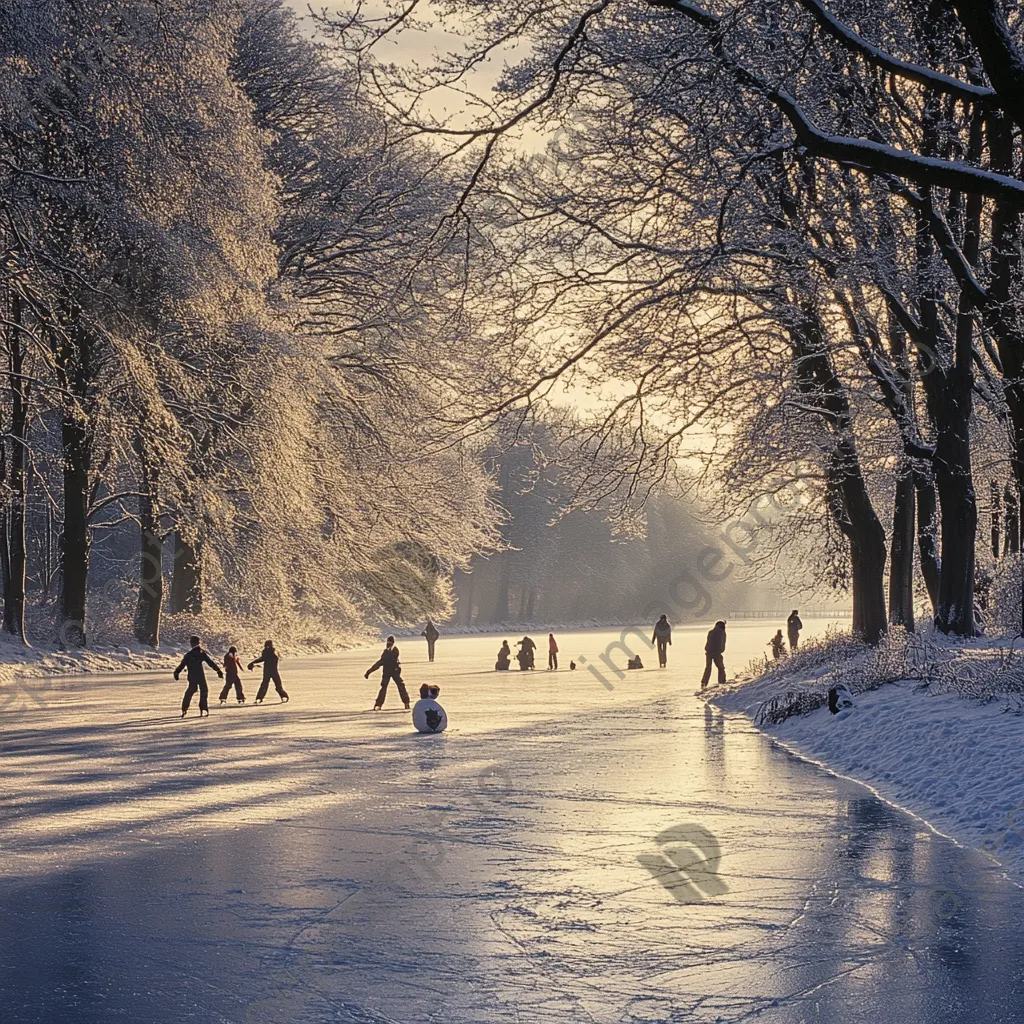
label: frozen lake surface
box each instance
[2,622,1023,1022]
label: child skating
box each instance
[249,640,289,703]
[219,646,246,704]
[174,635,223,718]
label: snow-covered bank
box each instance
[712,630,1024,884]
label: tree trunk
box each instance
[169,532,204,615]
[889,469,915,629]
[3,291,29,643]
[991,480,1002,560]
[60,411,90,647]
[133,460,162,648]
[1005,485,1020,556]
[914,467,941,616]
[493,551,510,621]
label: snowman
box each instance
[412,683,448,734]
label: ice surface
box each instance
[2,624,1022,1022]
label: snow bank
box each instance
[712,629,1024,884]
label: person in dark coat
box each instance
[768,630,785,661]
[652,614,672,667]
[421,620,440,662]
[496,640,512,671]
[516,636,536,670]
[249,640,289,704]
[787,610,803,651]
[219,646,246,704]
[700,620,727,690]
[366,635,410,710]
[175,635,223,718]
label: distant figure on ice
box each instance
[768,630,785,661]
[569,660,576,671]
[175,635,223,719]
[421,620,440,662]
[787,610,803,651]
[366,635,410,710]
[249,640,289,704]
[516,636,536,670]
[701,620,727,690]
[652,614,672,667]
[219,646,246,704]
[496,640,512,671]
[548,633,559,670]
[627,654,644,670]
[413,683,447,734]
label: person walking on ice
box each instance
[421,620,440,662]
[787,610,803,651]
[701,620,727,690]
[175,635,223,718]
[652,614,672,667]
[249,640,289,704]
[366,635,410,710]
[219,646,246,704]
[547,633,558,670]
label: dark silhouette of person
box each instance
[366,635,409,709]
[787,610,803,651]
[652,614,672,667]
[548,633,558,670]
[516,636,536,670]
[627,655,644,670]
[175,635,222,718]
[249,640,289,703]
[219,646,246,704]
[422,620,440,662]
[768,630,785,661]
[496,640,511,671]
[701,620,727,690]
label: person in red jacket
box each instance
[219,646,246,704]
[548,633,559,670]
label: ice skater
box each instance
[652,614,672,667]
[421,620,440,662]
[249,640,289,704]
[547,633,559,670]
[175,635,223,718]
[701,620,727,690]
[366,635,410,710]
[787,609,803,651]
[219,646,246,704]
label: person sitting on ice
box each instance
[496,640,512,671]
[413,683,447,733]
[627,655,643,670]
[768,630,786,661]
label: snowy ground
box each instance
[713,632,1024,887]
[2,623,1023,1023]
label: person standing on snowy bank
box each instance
[701,621,727,690]
[768,630,785,661]
[787,610,803,651]
[366,635,410,710]
[249,640,289,704]
[652,614,672,667]
[421,620,440,662]
[175,635,223,718]
[219,646,246,704]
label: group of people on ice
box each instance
[768,611,803,661]
[648,613,724,690]
[495,633,563,671]
[175,636,288,717]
